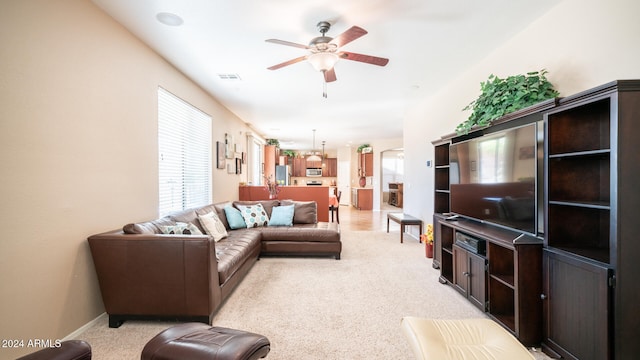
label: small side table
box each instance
[387,213,423,243]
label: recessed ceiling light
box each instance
[156,12,183,26]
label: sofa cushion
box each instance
[224,206,247,229]
[233,200,280,218]
[198,211,228,241]
[259,222,340,242]
[237,204,270,228]
[268,204,295,227]
[213,202,233,230]
[215,229,262,285]
[159,222,203,235]
[279,200,317,224]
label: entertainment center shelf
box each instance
[432,80,640,359]
[434,214,542,346]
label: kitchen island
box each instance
[239,186,331,222]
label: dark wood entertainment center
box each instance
[432,80,640,360]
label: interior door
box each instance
[338,159,350,205]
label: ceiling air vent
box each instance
[217,73,242,81]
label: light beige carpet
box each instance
[77,229,551,359]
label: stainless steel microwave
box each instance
[306,168,322,177]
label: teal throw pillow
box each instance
[268,205,295,226]
[224,206,247,229]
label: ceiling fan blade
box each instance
[267,56,308,70]
[330,26,368,48]
[339,51,389,66]
[324,68,337,83]
[265,39,309,49]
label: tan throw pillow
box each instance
[198,211,229,241]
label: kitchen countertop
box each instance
[238,185,332,222]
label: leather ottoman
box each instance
[16,340,92,360]
[401,317,534,359]
[141,323,270,360]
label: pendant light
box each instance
[307,129,322,162]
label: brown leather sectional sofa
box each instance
[88,200,340,328]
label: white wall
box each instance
[403,0,640,233]
[0,0,251,357]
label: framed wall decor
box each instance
[225,133,234,159]
[236,158,242,174]
[216,141,226,169]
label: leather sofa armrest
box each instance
[87,232,221,319]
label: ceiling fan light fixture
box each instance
[307,52,339,72]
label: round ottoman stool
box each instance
[141,323,270,360]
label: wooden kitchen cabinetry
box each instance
[292,157,306,177]
[359,152,373,177]
[305,158,322,169]
[264,145,279,181]
[322,158,337,177]
[352,188,372,210]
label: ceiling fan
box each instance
[266,21,389,84]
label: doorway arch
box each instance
[380,148,404,210]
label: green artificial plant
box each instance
[281,149,296,157]
[266,138,280,147]
[357,144,370,153]
[456,70,559,134]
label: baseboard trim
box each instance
[63,312,107,340]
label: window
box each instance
[478,135,508,183]
[158,87,212,216]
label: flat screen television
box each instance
[449,122,542,235]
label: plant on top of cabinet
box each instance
[456,69,559,134]
[266,138,280,147]
[357,144,370,153]
[281,149,295,157]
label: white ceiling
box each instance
[91,0,560,151]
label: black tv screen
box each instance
[449,122,539,234]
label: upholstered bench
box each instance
[401,317,534,360]
[387,213,423,243]
[141,323,270,360]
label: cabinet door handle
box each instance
[463,272,470,277]
[540,294,547,300]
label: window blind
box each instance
[158,87,212,217]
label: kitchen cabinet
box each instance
[292,157,306,177]
[323,158,337,177]
[305,158,322,169]
[359,152,373,177]
[264,145,279,181]
[352,188,372,210]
